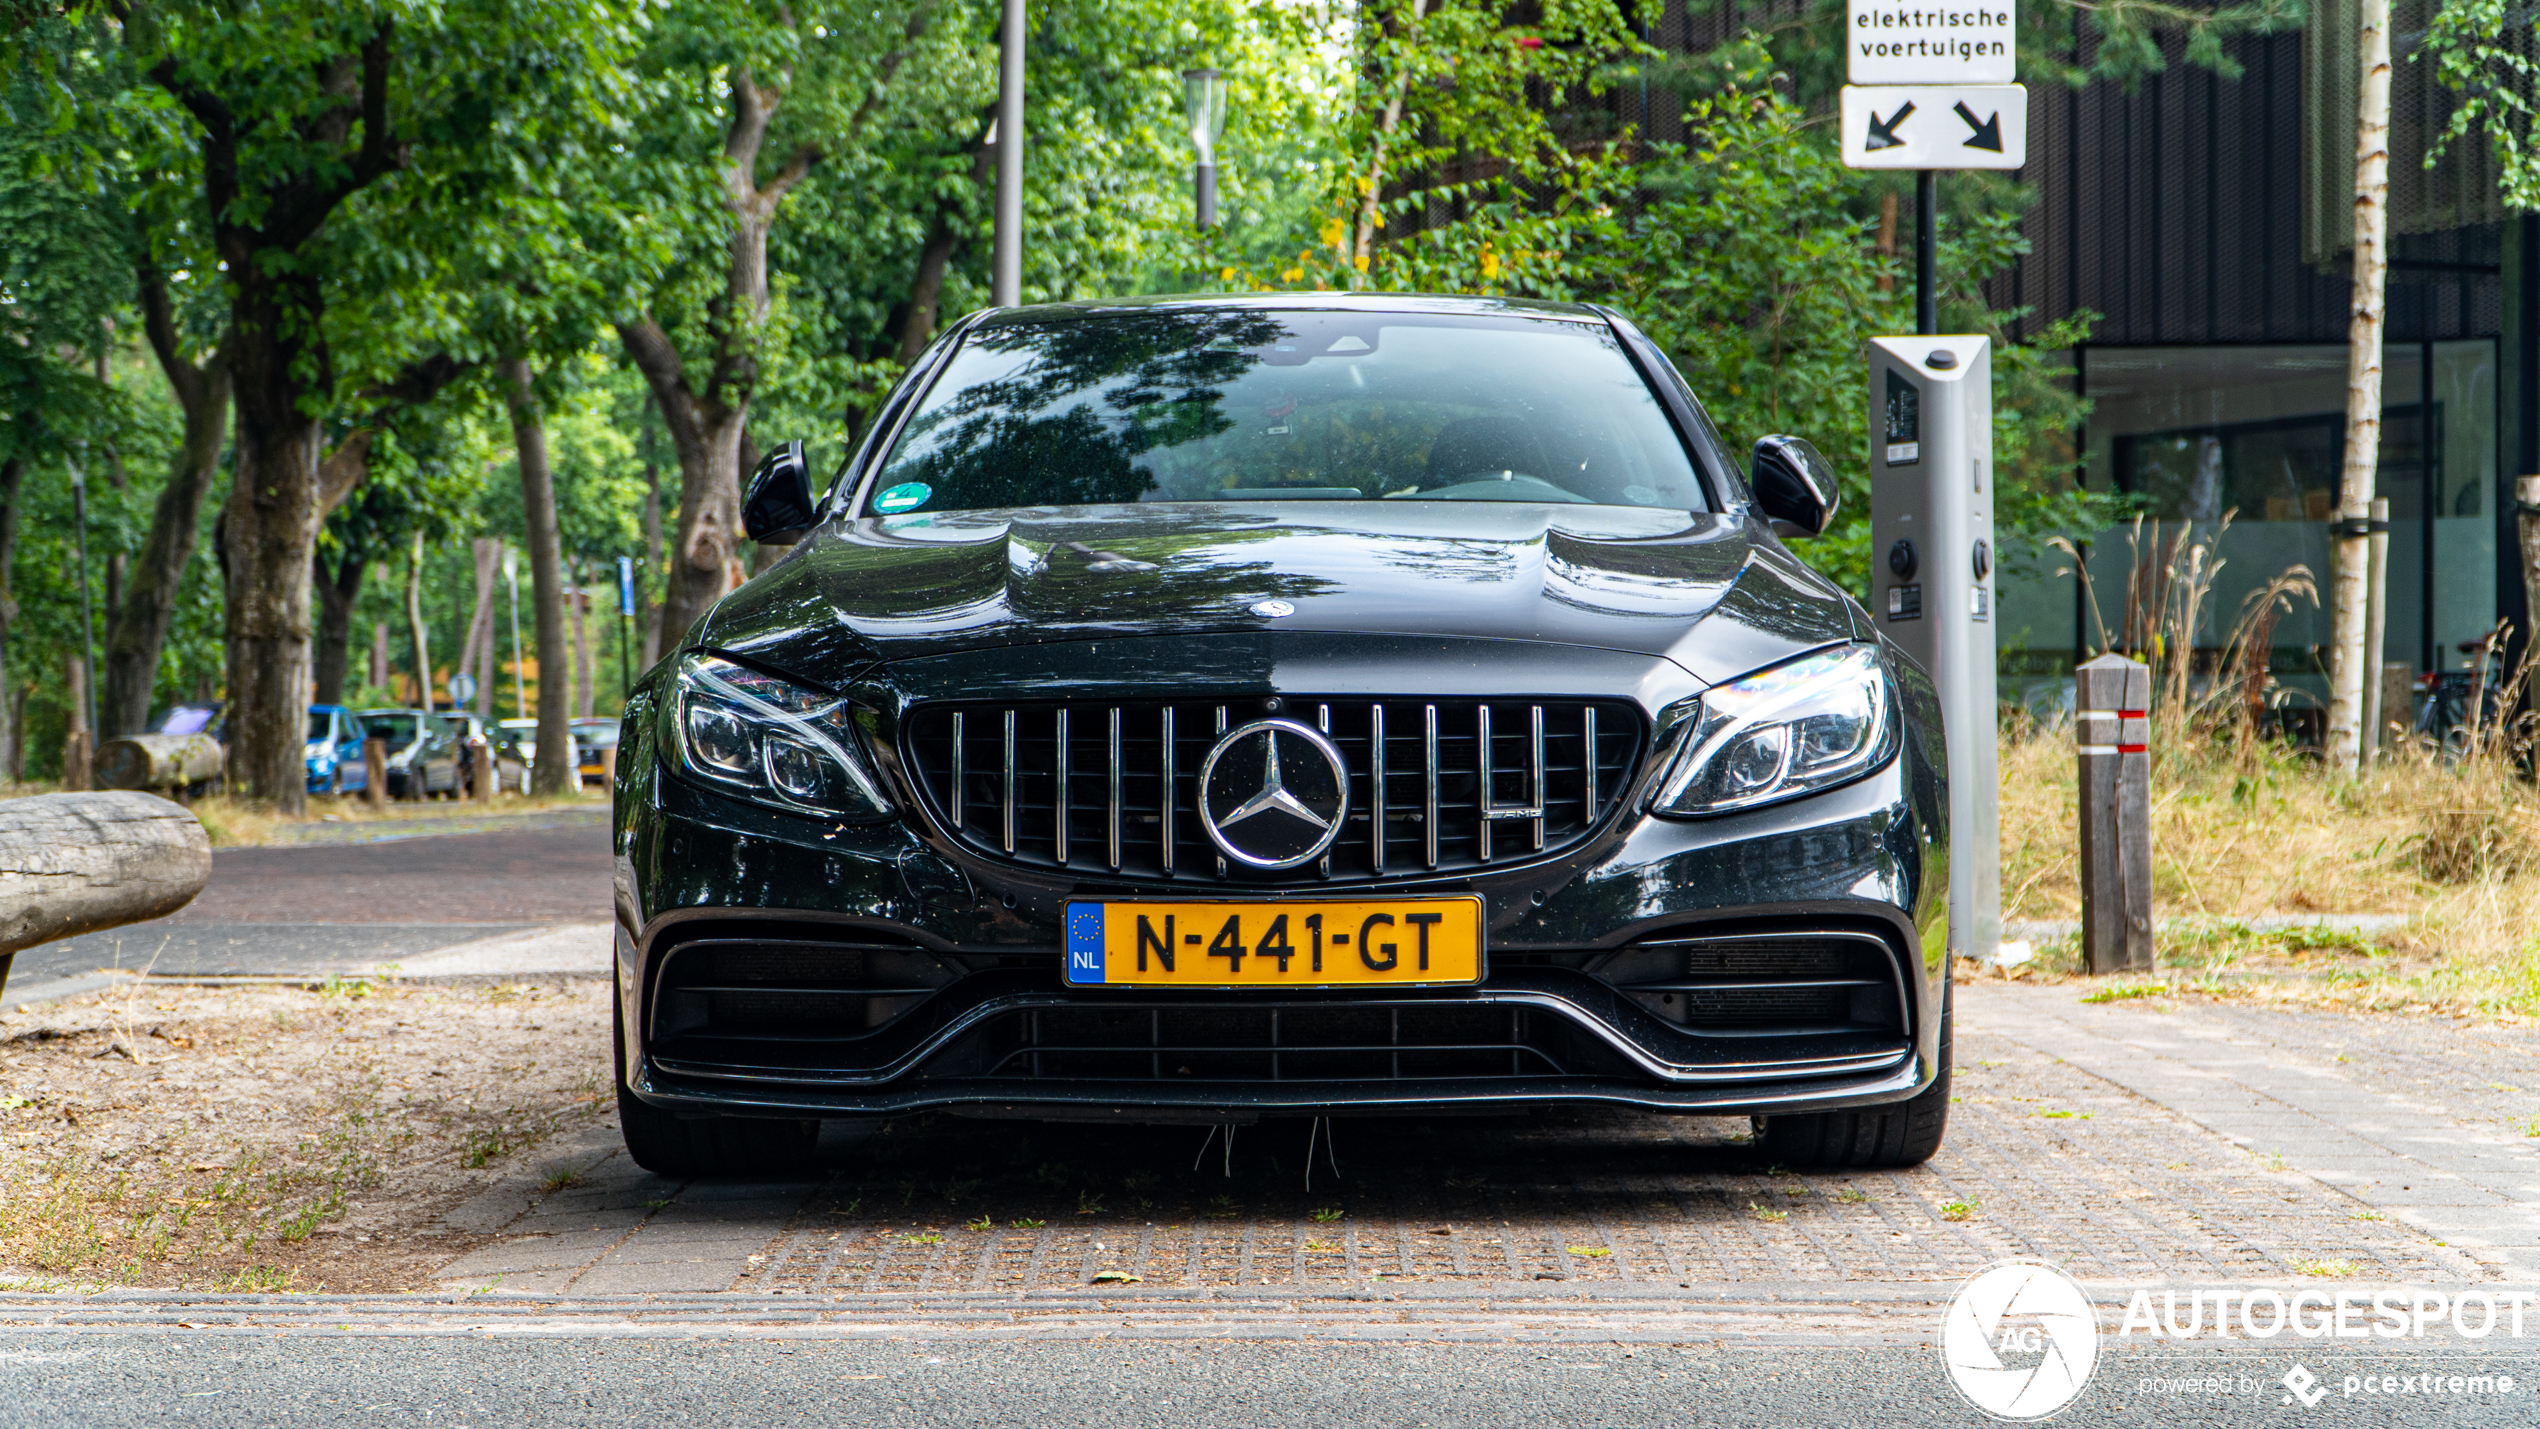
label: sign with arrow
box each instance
[1840,84,2026,169]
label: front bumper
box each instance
[612,715,1947,1122]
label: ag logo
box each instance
[1940,1261,2099,1419]
[1196,719,1349,869]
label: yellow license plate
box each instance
[1062,897,1484,988]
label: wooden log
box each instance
[94,733,225,791]
[0,791,212,1000]
[363,737,388,810]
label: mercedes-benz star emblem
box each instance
[1249,599,1296,618]
[1196,719,1350,869]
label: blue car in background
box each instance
[306,704,372,796]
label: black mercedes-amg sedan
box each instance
[610,293,1951,1177]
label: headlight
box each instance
[668,654,892,819]
[1651,645,1897,816]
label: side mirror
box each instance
[1750,435,1839,539]
[743,440,817,546]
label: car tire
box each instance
[1751,984,1951,1170]
[613,1001,818,1179]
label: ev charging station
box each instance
[1842,0,2020,967]
[1867,338,2002,966]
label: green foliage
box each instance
[2425,0,2540,210]
[2,0,2172,738]
[1608,80,2116,595]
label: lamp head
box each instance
[1182,68,1226,166]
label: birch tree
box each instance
[2326,0,2393,774]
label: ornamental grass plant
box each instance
[2003,516,2540,1016]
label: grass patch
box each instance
[2290,1257,2360,1278]
[1938,1201,1978,1222]
[2000,714,2540,1017]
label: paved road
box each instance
[2,816,612,997]
[0,1330,2530,1426]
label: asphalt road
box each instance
[4,818,612,988]
[0,1335,2529,1427]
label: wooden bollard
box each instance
[2076,653,2153,973]
[363,737,389,809]
[472,737,498,803]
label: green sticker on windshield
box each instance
[874,481,932,514]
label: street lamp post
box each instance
[992,0,1025,305]
[503,545,526,719]
[1182,68,1226,228]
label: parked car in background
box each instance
[358,708,440,799]
[405,713,529,797]
[152,702,222,738]
[304,705,372,796]
[498,718,539,775]
[571,717,621,784]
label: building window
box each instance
[1997,340,2497,708]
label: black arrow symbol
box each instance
[1954,101,2003,152]
[1865,100,1915,151]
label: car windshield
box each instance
[362,713,419,742]
[865,309,1714,515]
[156,706,214,736]
[307,712,334,741]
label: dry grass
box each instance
[0,783,604,848]
[189,788,606,847]
[0,976,612,1292]
[1998,721,2540,1016]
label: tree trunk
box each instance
[220,276,328,812]
[502,357,577,796]
[899,217,962,363]
[370,620,390,692]
[0,458,22,777]
[570,571,593,718]
[639,419,666,671]
[459,537,500,718]
[405,529,433,712]
[620,322,748,653]
[312,550,365,704]
[62,654,93,792]
[2326,0,2393,774]
[105,276,231,739]
[607,20,940,658]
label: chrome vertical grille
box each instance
[903,698,1643,887]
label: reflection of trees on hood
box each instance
[893,311,1293,505]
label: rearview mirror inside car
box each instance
[743,440,817,546]
[1751,435,1839,539]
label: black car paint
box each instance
[612,295,1948,1123]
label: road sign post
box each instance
[1842,0,2026,333]
[617,554,637,708]
[1848,2,2019,958]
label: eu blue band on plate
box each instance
[1064,902,1105,983]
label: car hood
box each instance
[699,503,1861,687]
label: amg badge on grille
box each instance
[1196,719,1350,869]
